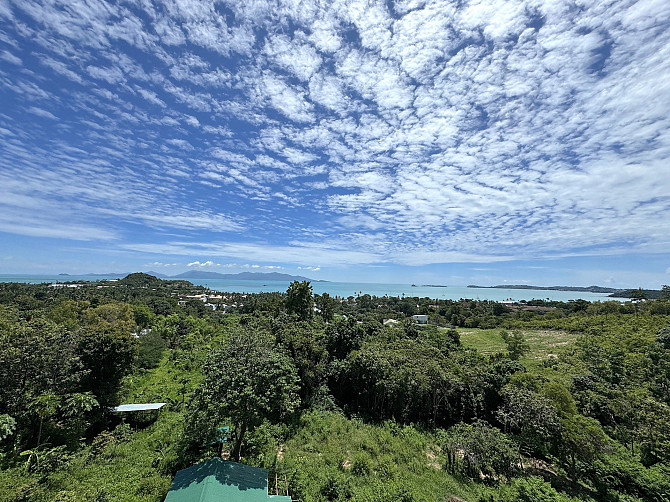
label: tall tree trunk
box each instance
[36,417,43,447]
[233,421,247,462]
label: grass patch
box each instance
[279,411,479,502]
[459,328,577,363]
[458,328,507,356]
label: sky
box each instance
[1,0,669,287]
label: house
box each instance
[164,458,292,502]
[412,314,428,324]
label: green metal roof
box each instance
[165,458,290,502]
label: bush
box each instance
[319,472,351,501]
[480,476,578,502]
[351,452,371,476]
[444,421,520,480]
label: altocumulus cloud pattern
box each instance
[0,0,669,267]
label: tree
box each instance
[630,288,647,315]
[0,319,84,417]
[542,382,577,418]
[188,330,300,460]
[132,304,154,330]
[274,321,328,405]
[29,394,60,447]
[285,281,313,321]
[496,385,561,459]
[647,327,670,406]
[630,288,647,301]
[78,303,138,405]
[500,330,530,361]
[444,420,520,479]
[136,330,167,369]
[325,317,366,360]
[315,292,335,322]
[560,414,611,482]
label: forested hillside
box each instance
[1,274,669,501]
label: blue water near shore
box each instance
[0,274,617,302]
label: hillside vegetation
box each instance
[1,275,669,501]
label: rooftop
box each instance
[165,458,291,502]
[110,403,166,412]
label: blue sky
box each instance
[1,0,669,287]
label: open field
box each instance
[458,328,577,362]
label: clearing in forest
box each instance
[458,328,576,362]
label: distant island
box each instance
[467,284,667,299]
[467,284,619,293]
[421,284,448,288]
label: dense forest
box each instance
[1,273,669,501]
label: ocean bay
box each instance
[0,275,615,302]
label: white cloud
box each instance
[143,261,179,267]
[86,65,125,84]
[1,50,21,65]
[137,88,166,107]
[2,0,670,276]
[187,260,218,268]
[264,33,322,81]
[124,241,383,266]
[261,73,314,122]
[26,106,57,119]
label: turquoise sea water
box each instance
[0,274,618,302]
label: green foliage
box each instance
[480,476,579,502]
[589,446,670,501]
[3,278,670,502]
[117,273,164,288]
[0,414,16,443]
[274,319,328,405]
[285,281,314,321]
[132,304,155,330]
[20,445,73,475]
[185,329,300,460]
[0,318,84,417]
[647,326,670,405]
[496,385,561,458]
[542,382,577,417]
[326,316,367,360]
[444,420,520,480]
[500,330,530,361]
[280,411,476,502]
[560,414,611,482]
[137,330,167,369]
[315,292,335,322]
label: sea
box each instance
[0,274,619,302]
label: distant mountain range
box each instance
[57,271,324,282]
[168,271,326,282]
[73,271,323,282]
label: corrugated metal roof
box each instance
[165,458,279,502]
[110,403,166,412]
